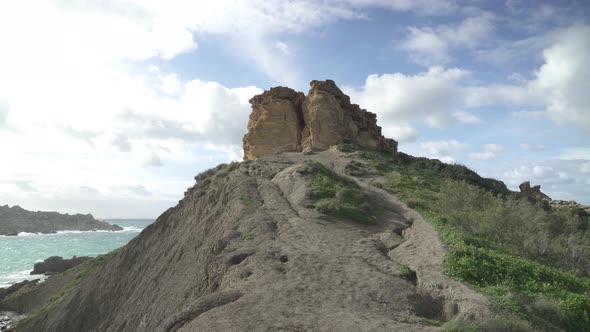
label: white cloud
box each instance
[469,152,495,161]
[382,124,420,143]
[453,111,481,124]
[558,147,590,160]
[337,0,457,15]
[158,73,183,95]
[420,140,466,158]
[484,143,504,153]
[275,41,290,55]
[531,24,590,129]
[520,143,546,151]
[402,14,494,65]
[345,67,471,129]
[0,101,8,128]
[495,159,590,204]
[469,143,504,160]
[402,27,449,65]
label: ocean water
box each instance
[0,219,153,288]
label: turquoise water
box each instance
[0,219,153,288]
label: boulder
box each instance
[243,80,397,160]
[30,256,90,275]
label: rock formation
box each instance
[243,80,397,160]
[0,280,39,301]
[518,181,590,214]
[518,181,551,201]
[2,150,492,331]
[30,256,91,275]
[0,205,122,236]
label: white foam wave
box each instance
[0,270,47,289]
[9,228,143,237]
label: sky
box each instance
[0,0,589,218]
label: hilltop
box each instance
[2,80,589,332]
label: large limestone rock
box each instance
[242,87,305,161]
[243,80,397,160]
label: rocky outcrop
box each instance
[0,280,39,300]
[518,181,551,201]
[242,87,305,160]
[30,256,91,275]
[0,205,122,236]
[243,80,397,160]
[518,181,590,214]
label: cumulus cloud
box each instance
[382,124,420,143]
[158,73,183,95]
[402,27,449,65]
[469,143,504,161]
[402,14,494,65]
[345,67,472,131]
[531,24,590,129]
[416,139,466,163]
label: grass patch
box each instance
[299,161,376,224]
[241,194,256,209]
[346,148,590,331]
[400,265,417,285]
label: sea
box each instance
[0,219,153,288]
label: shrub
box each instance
[300,162,376,224]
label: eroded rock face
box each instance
[30,256,90,275]
[243,87,305,161]
[243,80,397,160]
[519,181,551,201]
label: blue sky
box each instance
[0,0,588,218]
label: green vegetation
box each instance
[339,144,590,332]
[399,265,417,285]
[299,161,376,224]
[19,249,118,326]
[241,194,256,209]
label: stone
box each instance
[0,280,39,300]
[518,181,551,201]
[242,87,305,161]
[30,256,91,275]
[243,80,397,160]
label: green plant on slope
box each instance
[341,148,590,331]
[299,161,376,224]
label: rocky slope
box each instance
[0,205,122,236]
[243,80,397,160]
[2,149,492,331]
[1,80,501,331]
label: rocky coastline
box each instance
[0,205,122,236]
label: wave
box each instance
[12,227,144,237]
[0,270,47,289]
